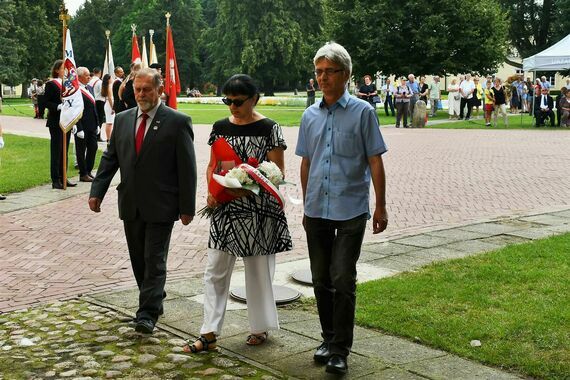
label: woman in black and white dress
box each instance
[184,74,292,353]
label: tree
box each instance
[14,0,59,85]
[0,0,25,86]
[206,0,324,95]
[498,0,557,58]
[325,0,508,77]
[71,0,204,89]
[69,0,117,71]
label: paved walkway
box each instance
[2,114,570,378]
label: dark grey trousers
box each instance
[305,214,367,358]
[123,219,174,322]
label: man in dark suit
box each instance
[112,66,126,114]
[88,68,197,334]
[45,59,76,189]
[535,87,555,127]
[75,67,99,182]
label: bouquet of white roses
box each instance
[198,159,289,218]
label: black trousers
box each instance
[537,109,555,126]
[459,97,472,119]
[48,126,71,183]
[75,130,98,176]
[305,214,367,358]
[95,100,105,126]
[123,218,174,322]
[384,95,395,116]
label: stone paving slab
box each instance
[404,355,522,380]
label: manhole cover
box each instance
[291,269,313,285]
[230,285,301,305]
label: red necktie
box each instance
[135,113,149,155]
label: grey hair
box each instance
[313,42,352,78]
[77,66,89,76]
[134,68,162,88]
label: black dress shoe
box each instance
[0,194,6,200]
[66,180,77,187]
[135,319,155,334]
[52,181,64,189]
[326,355,348,375]
[313,342,332,364]
[79,175,93,182]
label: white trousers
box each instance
[200,248,279,335]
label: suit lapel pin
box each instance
[153,126,158,130]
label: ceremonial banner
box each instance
[60,29,84,133]
[165,23,180,109]
[141,36,149,68]
[103,35,115,79]
[149,30,158,65]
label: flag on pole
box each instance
[103,33,115,79]
[149,29,158,65]
[131,26,141,64]
[165,21,180,109]
[141,36,149,69]
[60,28,84,133]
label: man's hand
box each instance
[180,214,193,225]
[88,197,102,212]
[373,206,388,234]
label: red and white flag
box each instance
[132,31,141,64]
[60,29,84,132]
[165,23,180,109]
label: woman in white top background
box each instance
[447,78,461,119]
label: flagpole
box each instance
[59,3,70,190]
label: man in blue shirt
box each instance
[296,41,388,375]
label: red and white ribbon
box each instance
[238,163,285,209]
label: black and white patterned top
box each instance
[207,117,293,257]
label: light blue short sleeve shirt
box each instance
[296,90,388,221]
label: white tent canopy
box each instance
[523,34,570,72]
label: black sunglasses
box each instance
[222,96,251,107]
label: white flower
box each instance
[226,167,254,185]
[258,161,284,185]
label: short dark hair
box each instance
[222,74,260,104]
[51,59,64,78]
[92,68,101,74]
[149,63,162,70]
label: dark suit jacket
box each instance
[77,89,99,133]
[112,79,126,113]
[44,80,61,129]
[90,103,197,222]
[535,95,554,111]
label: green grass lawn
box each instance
[0,133,101,194]
[4,98,567,130]
[356,233,570,379]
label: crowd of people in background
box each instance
[342,72,570,128]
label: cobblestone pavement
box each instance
[0,300,280,380]
[1,115,570,312]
